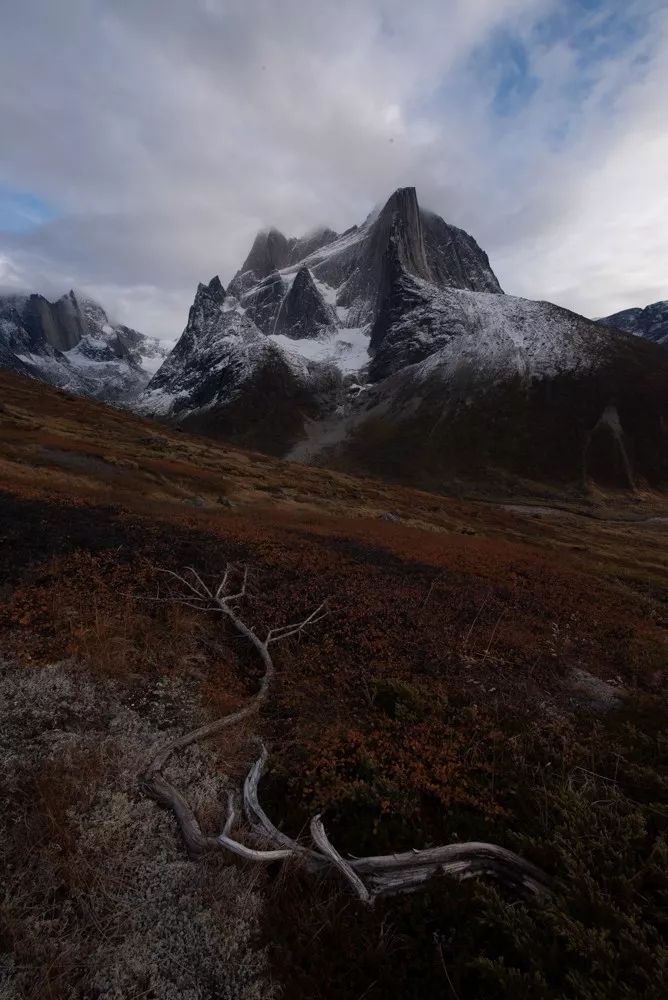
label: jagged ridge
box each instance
[599,300,668,347]
[0,289,169,403]
[140,187,668,492]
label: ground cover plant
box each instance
[0,371,666,998]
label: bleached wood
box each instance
[242,747,322,864]
[218,790,294,861]
[142,564,552,902]
[310,814,372,903]
[143,565,325,854]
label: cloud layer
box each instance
[0,0,666,337]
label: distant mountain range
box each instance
[2,188,667,493]
[138,187,668,492]
[0,290,169,403]
[599,300,668,347]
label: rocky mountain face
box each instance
[274,267,337,339]
[0,290,169,403]
[140,275,341,454]
[140,186,668,492]
[599,300,668,347]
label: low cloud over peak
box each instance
[1,0,666,338]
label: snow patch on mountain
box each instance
[268,326,370,375]
[410,285,604,381]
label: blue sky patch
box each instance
[486,33,540,118]
[0,185,56,233]
[423,0,662,154]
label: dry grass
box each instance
[1,369,667,998]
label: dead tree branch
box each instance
[142,565,552,903]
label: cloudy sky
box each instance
[0,0,666,339]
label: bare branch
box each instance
[310,815,372,905]
[141,596,216,611]
[266,601,329,645]
[142,770,219,857]
[222,792,237,838]
[155,567,207,600]
[214,565,249,605]
[242,747,323,865]
[216,836,295,864]
[215,565,232,601]
[351,843,551,899]
[142,565,551,903]
[184,566,213,599]
[218,789,295,862]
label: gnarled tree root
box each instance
[142,566,552,904]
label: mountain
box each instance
[139,275,341,455]
[599,300,668,347]
[0,289,169,403]
[140,186,668,492]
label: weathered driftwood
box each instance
[142,565,552,904]
[230,745,551,901]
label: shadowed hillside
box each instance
[1,369,667,999]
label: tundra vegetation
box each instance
[0,370,666,999]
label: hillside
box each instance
[1,368,667,999]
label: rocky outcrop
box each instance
[139,275,341,454]
[181,275,227,347]
[368,234,427,360]
[274,267,336,339]
[19,291,83,352]
[237,227,291,283]
[287,228,338,264]
[585,403,635,489]
[337,187,433,319]
[232,227,341,295]
[421,211,502,294]
[242,272,285,335]
[300,187,503,326]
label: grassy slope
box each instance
[1,369,667,999]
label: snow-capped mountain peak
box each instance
[0,288,170,404]
[136,186,668,489]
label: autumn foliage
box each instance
[1,369,667,998]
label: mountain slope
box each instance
[0,289,169,403]
[139,276,341,454]
[599,299,668,347]
[140,187,668,493]
[2,363,667,1000]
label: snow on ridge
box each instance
[137,384,192,416]
[140,351,169,376]
[410,285,607,382]
[268,326,370,376]
[296,222,368,268]
[138,191,625,439]
[1,287,170,405]
[311,275,338,306]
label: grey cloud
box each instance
[0,0,666,338]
